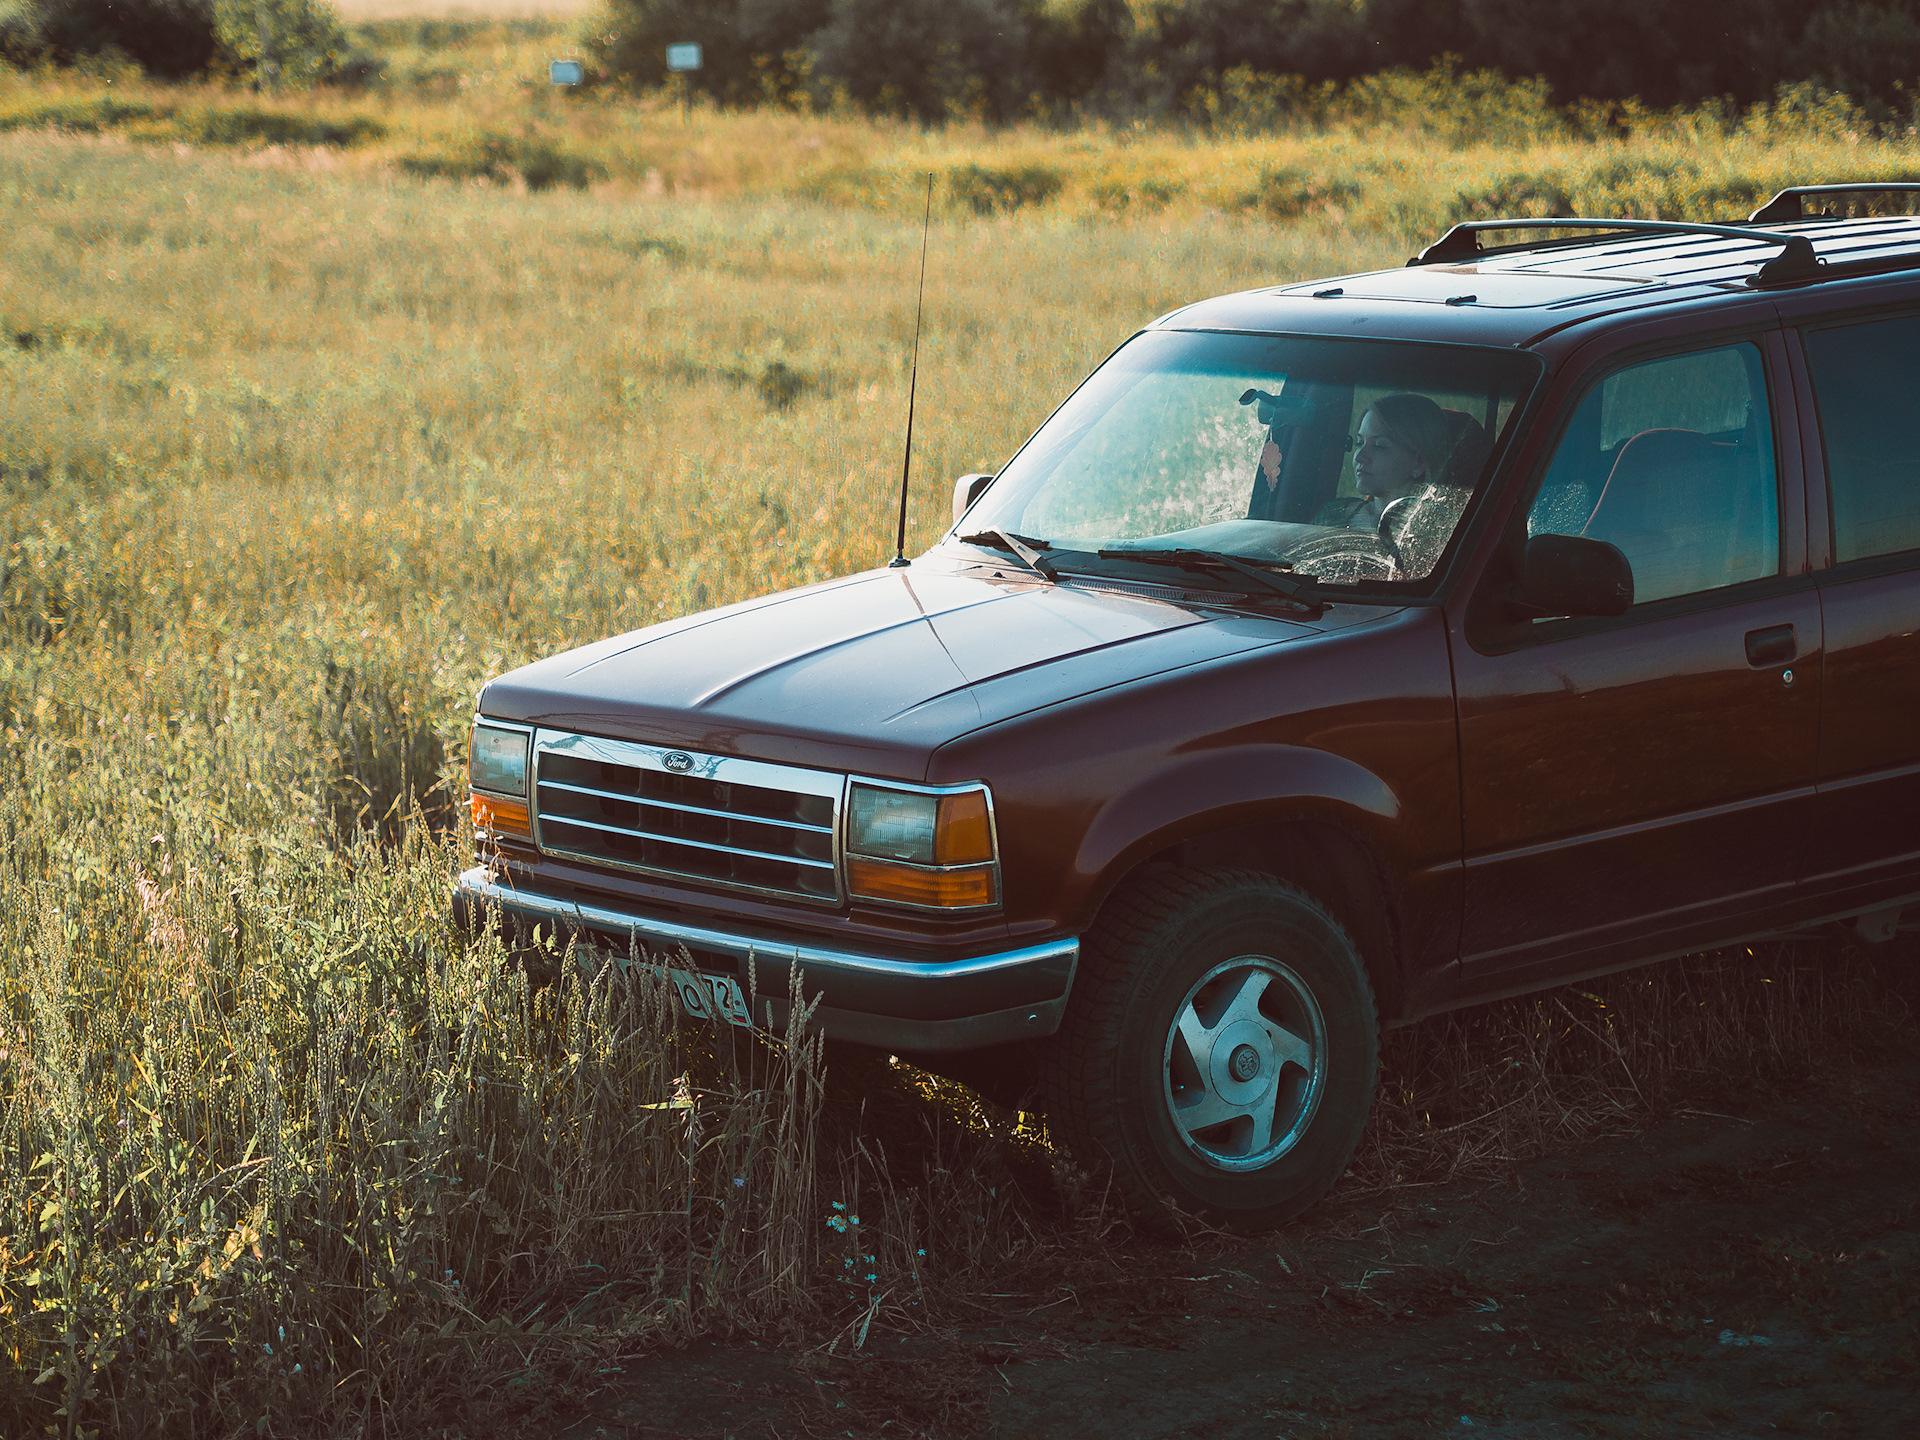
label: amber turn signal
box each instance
[933,789,993,865]
[847,857,995,908]
[471,792,532,841]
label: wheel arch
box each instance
[1088,813,1408,1027]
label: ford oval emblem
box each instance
[661,751,695,774]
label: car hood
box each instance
[478,562,1352,779]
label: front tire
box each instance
[1044,868,1379,1230]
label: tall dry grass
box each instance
[1,825,827,1432]
[2,54,1918,1434]
[1355,941,1917,1196]
[0,123,1371,1433]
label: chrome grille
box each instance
[531,732,842,904]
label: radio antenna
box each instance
[888,172,935,569]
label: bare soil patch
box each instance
[557,959,1920,1438]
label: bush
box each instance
[1024,0,1130,109]
[211,0,352,88]
[946,162,1061,213]
[10,0,354,82]
[1794,3,1920,115]
[0,95,160,133]
[399,131,607,191]
[576,0,1920,124]
[1145,0,1920,121]
[177,104,383,144]
[30,0,217,77]
[587,0,830,101]
[1238,163,1363,218]
[588,0,1040,119]
[1339,57,1562,146]
[808,0,1033,121]
[0,0,43,67]
[1087,173,1187,213]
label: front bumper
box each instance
[451,866,1078,1054]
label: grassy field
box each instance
[3,41,1919,1436]
[4,27,1916,214]
[331,0,590,18]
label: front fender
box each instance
[932,603,1461,985]
[1074,743,1401,904]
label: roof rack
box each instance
[1408,218,1819,285]
[1749,183,1920,222]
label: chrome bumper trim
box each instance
[452,867,1077,1053]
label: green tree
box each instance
[212,0,351,88]
[1793,2,1920,111]
[586,0,829,101]
[809,0,1033,120]
[1027,0,1132,108]
[28,0,218,76]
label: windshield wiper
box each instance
[959,527,1057,582]
[1095,547,1323,613]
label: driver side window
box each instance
[1526,344,1780,604]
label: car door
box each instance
[1448,331,1820,986]
[1786,304,1920,908]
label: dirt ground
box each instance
[556,1049,1920,1439]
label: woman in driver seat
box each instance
[1313,392,1458,530]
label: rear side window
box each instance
[1802,314,1920,564]
[1527,343,1779,604]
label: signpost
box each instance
[548,59,584,86]
[666,42,702,124]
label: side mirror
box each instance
[951,472,995,526]
[1514,533,1633,618]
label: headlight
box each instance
[470,721,533,846]
[470,722,529,796]
[848,787,937,863]
[846,782,996,909]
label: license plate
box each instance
[645,964,752,1027]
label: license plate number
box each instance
[646,965,751,1027]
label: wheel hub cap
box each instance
[1161,955,1329,1172]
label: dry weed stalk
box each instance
[0,830,849,1434]
[1350,940,1912,1195]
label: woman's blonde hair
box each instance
[1362,392,1455,486]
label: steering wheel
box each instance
[1285,525,1401,583]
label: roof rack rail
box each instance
[1749,183,1920,223]
[1408,217,1819,285]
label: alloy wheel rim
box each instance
[1161,954,1328,1172]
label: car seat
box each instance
[1581,428,1749,602]
[1828,444,1920,561]
[1381,410,1493,578]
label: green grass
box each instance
[3,45,1919,1435]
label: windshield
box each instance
[951,330,1540,594]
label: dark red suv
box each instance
[458,185,1920,1228]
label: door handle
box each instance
[1745,623,1797,667]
